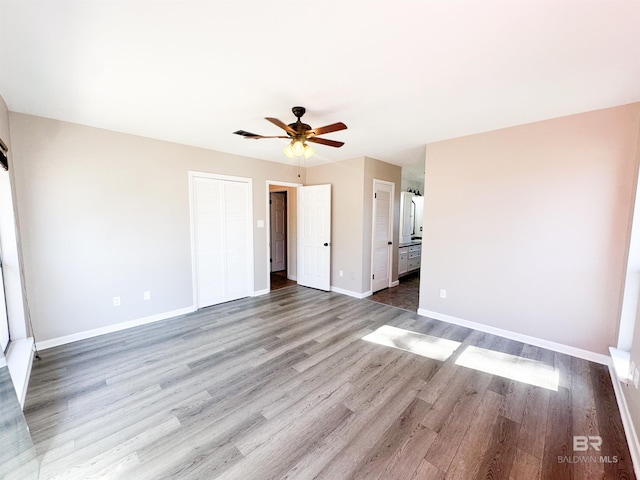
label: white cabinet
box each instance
[399,248,408,275]
[399,243,421,276]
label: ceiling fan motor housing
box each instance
[289,106,311,134]
[292,106,306,119]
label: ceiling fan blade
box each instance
[233,130,288,139]
[307,122,347,137]
[307,137,345,148]
[233,130,262,138]
[265,117,296,135]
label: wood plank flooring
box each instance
[23,286,636,479]
[369,271,420,312]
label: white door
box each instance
[372,180,394,293]
[270,192,287,272]
[298,184,331,291]
[191,173,253,308]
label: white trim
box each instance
[390,280,400,287]
[252,288,270,297]
[266,180,303,292]
[331,286,372,299]
[370,179,395,294]
[6,337,34,408]
[608,360,640,478]
[417,308,610,365]
[610,346,632,383]
[189,172,199,309]
[35,306,195,351]
[288,274,297,281]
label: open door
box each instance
[371,180,394,293]
[297,184,331,291]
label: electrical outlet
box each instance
[144,291,151,300]
[440,289,447,299]
[339,270,343,277]
[113,296,121,307]
[634,368,640,389]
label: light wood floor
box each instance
[24,286,636,479]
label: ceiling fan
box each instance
[233,106,347,159]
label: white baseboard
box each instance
[288,274,297,281]
[390,280,400,287]
[608,361,640,478]
[36,306,196,351]
[252,289,270,297]
[331,286,372,299]
[417,308,610,365]
[5,337,35,408]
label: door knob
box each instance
[324,242,329,246]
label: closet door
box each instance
[191,173,253,309]
[371,180,394,293]
[223,180,251,301]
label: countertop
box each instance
[399,239,422,248]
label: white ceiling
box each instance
[1,1,639,177]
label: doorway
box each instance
[267,181,301,291]
[269,190,295,290]
[371,179,394,293]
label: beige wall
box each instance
[420,103,640,355]
[9,113,305,342]
[307,158,366,293]
[306,156,402,295]
[362,157,402,292]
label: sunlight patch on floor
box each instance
[455,345,559,391]
[362,325,461,361]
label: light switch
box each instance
[257,220,264,228]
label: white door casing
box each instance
[297,184,331,291]
[371,180,394,293]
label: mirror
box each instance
[0,353,39,479]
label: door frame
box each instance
[189,171,254,309]
[269,191,287,273]
[370,179,395,293]
[266,180,302,291]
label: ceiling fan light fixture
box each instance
[303,144,315,159]
[291,139,305,156]
[283,143,295,158]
